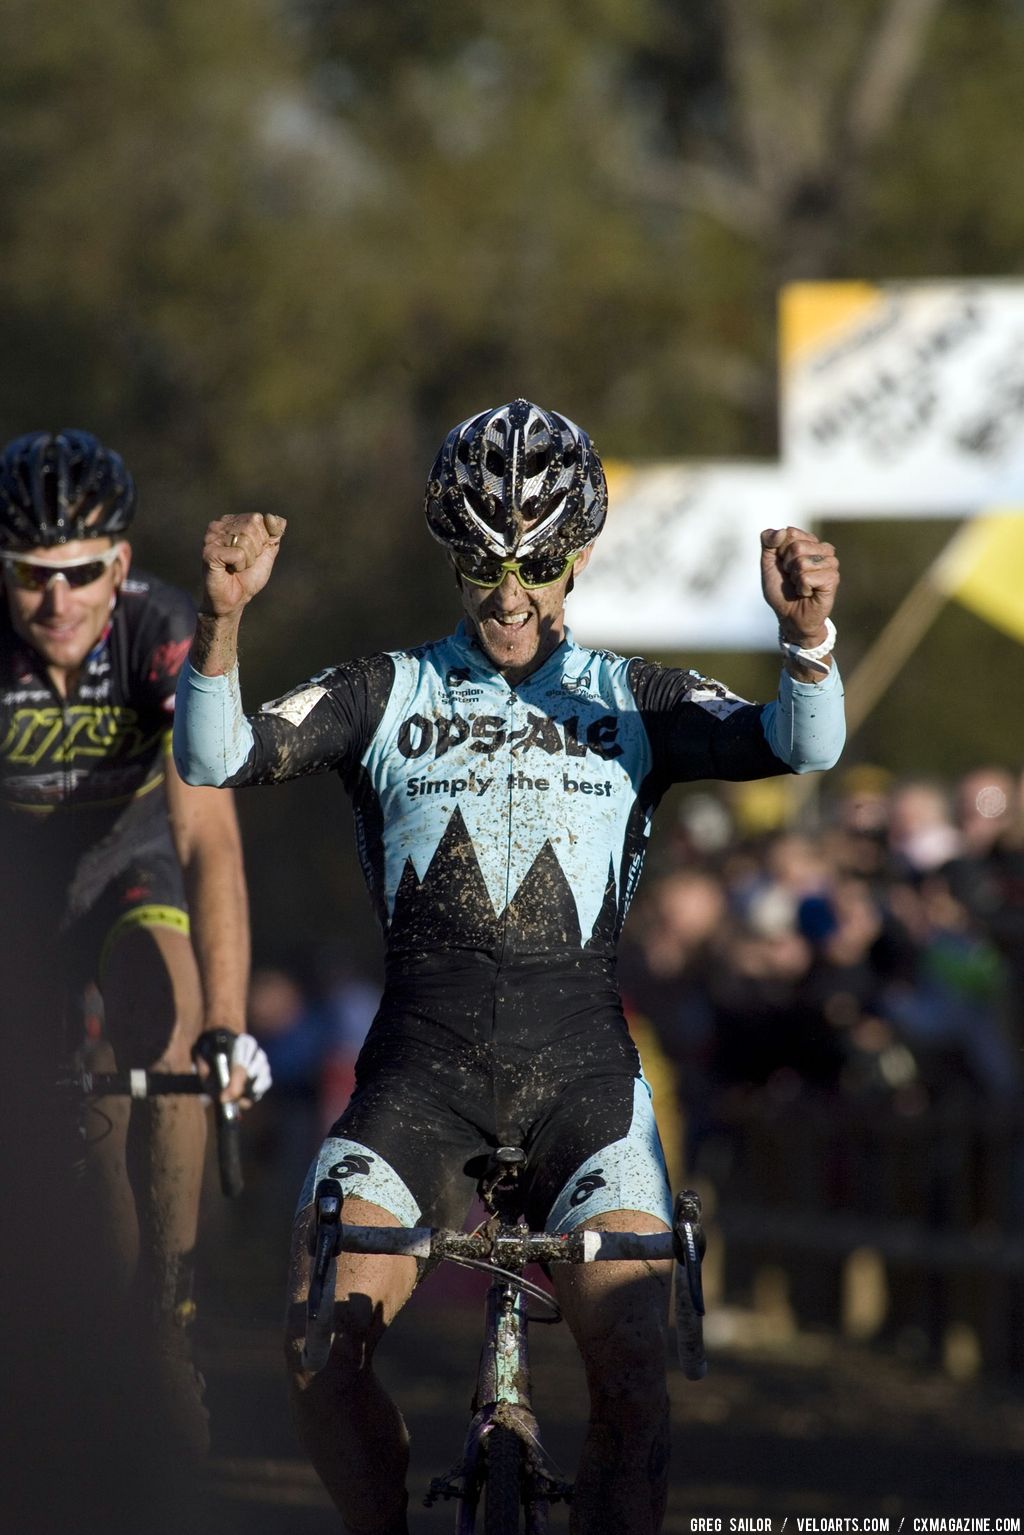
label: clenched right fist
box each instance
[199,513,287,619]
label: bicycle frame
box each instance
[431,1210,573,1530]
[452,1277,551,1533]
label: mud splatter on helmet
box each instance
[0,430,136,550]
[424,399,607,567]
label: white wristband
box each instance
[778,617,836,676]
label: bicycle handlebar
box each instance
[84,1071,205,1096]
[301,1180,709,1380]
[193,1029,244,1198]
[330,1223,676,1264]
[69,1065,244,1199]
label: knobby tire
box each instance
[484,1426,523,1535]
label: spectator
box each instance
[619,868,727,1174]
[880,872,1019,1103]
[943,766,1024,1055]
[887,778,961,877]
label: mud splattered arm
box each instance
[629,658,844,786]
[174,656,395,789]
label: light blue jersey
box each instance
[175,622,844,962]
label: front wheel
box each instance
[484,1426,523,1535]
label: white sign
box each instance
[782,281,1024,515]
[567,462,786,652]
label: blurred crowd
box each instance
[223,948,378,1250]
[618,764,1024,1148]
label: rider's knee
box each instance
[285,1295,385,1397]
[152,1016,202,1072]
[581,1313,669,1412]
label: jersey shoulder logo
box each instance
[685,672,748,719]
[147,637,192,686]
[262,684,329,727]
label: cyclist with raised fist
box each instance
[175,399,843,1533]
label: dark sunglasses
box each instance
[452,547,577,590]
[1,544,122,592]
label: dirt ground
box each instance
[196,1253,1024,1534]
[11,1142,1020,1535]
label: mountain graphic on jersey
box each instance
[388,804,619,956]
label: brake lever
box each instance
[307,1177,344,1322]
[672,1188,708,1381]
[672,1189,706,1315]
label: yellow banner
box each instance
[778,281,883,368]
[935,511,1024,643]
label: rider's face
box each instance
[457,546,592,684]
[2,537,130,677]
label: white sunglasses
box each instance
[1,544,124,592]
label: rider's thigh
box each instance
[101,926,202,1070]
[285,1195,419,1388]
[553,1208,671,1395]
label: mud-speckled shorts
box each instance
[296,956,673,1234]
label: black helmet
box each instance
[0,430,136,551]
[425,399,607,568]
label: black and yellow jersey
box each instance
[0,570,194,926]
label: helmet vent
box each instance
[41,464,59,522]
[464,484,494,521]
[521,486,566,523]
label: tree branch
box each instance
[844,0,946,154]
[611,153,768,238]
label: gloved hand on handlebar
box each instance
[193,1029,273,1107]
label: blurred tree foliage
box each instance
[3,0,1023,959]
